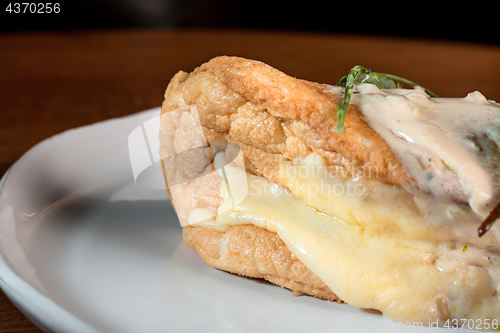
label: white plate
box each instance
[0,108,446,332]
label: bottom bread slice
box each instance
[183,224,340,302]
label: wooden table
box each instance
[1,29,499,333]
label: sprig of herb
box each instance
[335,65,437,134]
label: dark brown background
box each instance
[2,1,498,45]
[1,29,500,332]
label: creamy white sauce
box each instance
[350,84,500,217]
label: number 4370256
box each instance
[6,3,60,13]
[444,318,498,330]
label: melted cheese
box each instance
[202,154,500,324]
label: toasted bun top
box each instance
[162,56,413,187]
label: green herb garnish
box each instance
[335,65,437,134]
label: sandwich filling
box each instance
[161,84,500,324]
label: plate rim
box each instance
[0,109,162,333]
[0,168,103,333]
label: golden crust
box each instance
[161,56,414,186]
[183,225,340,302]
